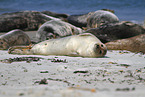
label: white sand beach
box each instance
[0,31,145,97]
[0,48,145,97]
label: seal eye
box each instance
[96,44,99,48]
[101,44,104,47]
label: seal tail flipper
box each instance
[8,45,33,55]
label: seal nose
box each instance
[100,43,107,55]
[96,44,100,48]
[95,43,107,56]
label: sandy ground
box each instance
[0,31,145,97]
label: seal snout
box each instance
[95,43,107,56]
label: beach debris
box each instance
[68,87,96,92]
[47,78,74,86]
[108,78,114,83]
[116,87,135,91]
[40,71,49,73]
[51,58,68,63]
[116,64,131,68]
[2,81,7,85]
[73,70,89,74]
[119,70,124,73]
[119,51,130,54]
[34,78,74,86]
[108,62,117,64]
[0,57,44,63]
[18,93,25,96]
[35,78,48,85]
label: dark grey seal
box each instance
[0,11,56,32]
[86,21,145,43]
[87,10,119,29]
[36,20,83,42]
[0,29,31,50]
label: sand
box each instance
[0,31,145,97]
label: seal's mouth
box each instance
[95,43,107,56]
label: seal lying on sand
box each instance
[87,10,119,29]
[105,34,145,53]
[0,11,59,32]
[8,33,107,58]
[36,20,83,42]
[67,9,115,28]
[0,29,31,50]
[86,21,145,43]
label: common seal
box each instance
[8,33,107,58]
[67,9,115,28]
[86,21,145,43]
[41,11,69,21]
[105,34,145,53]
[0,29,31,50]
[87,10,119,29]
[0,11,60,32]
[36,20,83,42]
[67,12,95,28]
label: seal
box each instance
[0,11,60,32]
[67,9,115,28]
[67,12,95,28]
[105,34,145,53]
[0,29,31,50]
[41,11,69,21]
[8,33,107,58]
[36,20,83,42]
[87,10,119,29]
[86,21,145,43]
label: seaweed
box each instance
[34,78,74,86]
[116,64,131,68]
[73,70,89,74]
[0,57,44,63]
[116,87,135,91]
[51,58,67,63]
[35,78,48,85]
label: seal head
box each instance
[94,43,107,57]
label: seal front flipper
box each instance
[8,45,33,55]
